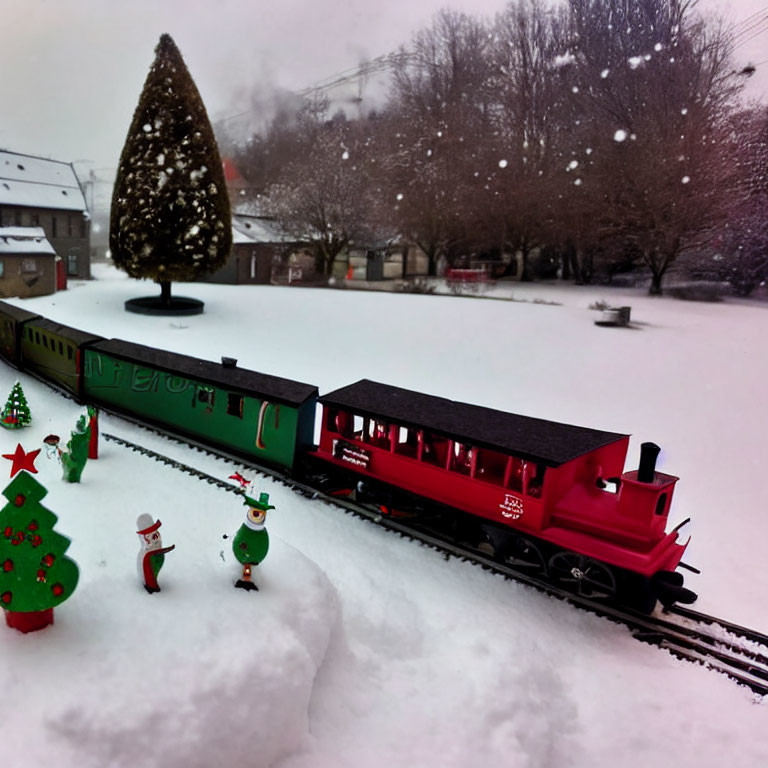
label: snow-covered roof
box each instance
[232,214,293,245]
[0,226,56,255]
[0,150,88,212]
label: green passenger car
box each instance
[20,318,103,400]
[83,339,318,471]
[0,301,39,366]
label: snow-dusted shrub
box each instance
[110,35,231,290]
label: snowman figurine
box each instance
[136,514,175,594]
[233,492,274,591]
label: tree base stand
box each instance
[5,608,54,633]
[125,296,204,316]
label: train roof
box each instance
[320,379,628,467]
[90,339,318,407]
[27,317,104,346]
[0,300,40,324]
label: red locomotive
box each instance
[312,379,696,612]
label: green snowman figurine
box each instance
[233,491,274,591]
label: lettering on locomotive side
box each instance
[333,440,371,469]
[499,493,524,520]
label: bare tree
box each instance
[482,0,568,279]
[719,105,768,295]
[563,0,742,294]
[381,10,492,275]
[266,117,372,276]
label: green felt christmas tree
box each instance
[1,382,31,430]
[60,413,91,483]
[0,470,79,632]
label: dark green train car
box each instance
[20,318,104,400]
[0,301,39,367]
[83,339,318,471]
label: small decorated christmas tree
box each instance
[0,450,79,632]
[1,382,31,429]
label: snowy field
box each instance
[1,264,767,767]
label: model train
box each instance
[0,300,697,613]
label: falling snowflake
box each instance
[601,68,610,79]
[682,176,691,184]
[574,178,583,186]
[681,108,688,115]
[499,159,508,169]
[614,129,628,142]
[342,151,349,160]
[568,160,579,170]
[654,43,663,51]
[396,193,404,201]
[628,56,644,69]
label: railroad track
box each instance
[101,425,768,698]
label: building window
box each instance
[0,261,4,278]
[52,216,57,237]
[21,259,37,273]
[14,210,22,226]
[226,393,243,418]
[67,251,78,276]
[250,254,257,279]
[31,213,39,226]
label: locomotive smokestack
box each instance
[221,356,237,368]
[637,442,660,483]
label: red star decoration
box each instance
[2,444,41,477]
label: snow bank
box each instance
[0,375,337,768]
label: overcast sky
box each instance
[1,0,766,180]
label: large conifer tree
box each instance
[110,34,231,307]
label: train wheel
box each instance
[502,535,548,576]
[547,552,617,601]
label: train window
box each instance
[326,408,352,437]
[226,393,243,418]
[421,431,449,467]
[58,341,63,355]
[352,415,364,439]
[35,331,40,344]
[67,346,73,360]
[450,442,473,475]
[197,386,215,409]
[394,426,418,458]
[364,419,390,448]
[42,336,48,349]
[526,464,546,498]
[505,457,524,492]
[475,448,508,486]
[655,493,668,516]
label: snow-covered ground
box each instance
[1,264,767,767]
